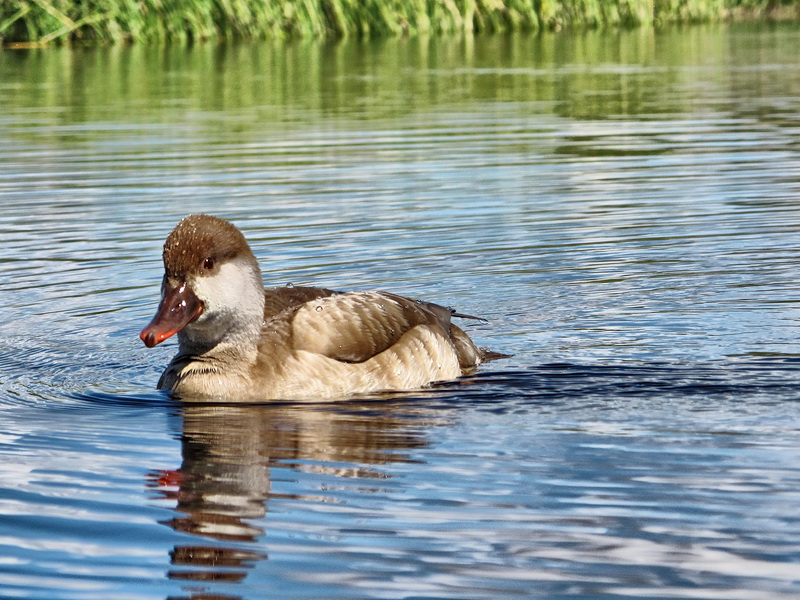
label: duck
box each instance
[139,214,501,401]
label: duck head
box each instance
[140,214,265,352]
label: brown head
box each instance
[140,215,264,350]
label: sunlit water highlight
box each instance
[1,24,800,599]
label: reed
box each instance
[1,0,797,45]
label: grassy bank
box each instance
[1,0,798,45]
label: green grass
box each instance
[1,0,798,45]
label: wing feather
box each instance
[263,286,338,319]
[290,291,454,363]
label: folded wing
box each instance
[289,291,464,364]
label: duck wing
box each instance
[263,286,339,319]
[289,291,461,364]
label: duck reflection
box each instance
[151,401,438,598]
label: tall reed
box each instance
[1,0,796,45]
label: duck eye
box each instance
[203,257,215,270]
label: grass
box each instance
[1,0,798,45]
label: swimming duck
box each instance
[140,214,497,401]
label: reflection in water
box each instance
[3,26,799,139]
[152,402,437,596]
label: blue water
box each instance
[1,24,800,599]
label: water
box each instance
[2,23,800,599]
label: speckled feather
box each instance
[163,214,254,278]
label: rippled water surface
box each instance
[2,24,800,599]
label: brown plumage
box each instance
[139,214,500,401]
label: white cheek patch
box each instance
[190,258,263,327]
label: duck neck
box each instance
[178,265,266,366]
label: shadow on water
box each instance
[454,359,800,404]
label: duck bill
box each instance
[139,282,204,348]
